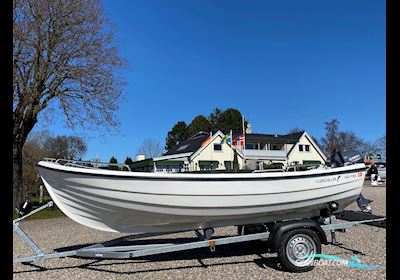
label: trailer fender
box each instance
[268,219,327,252]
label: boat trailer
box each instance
[14,201,386,273]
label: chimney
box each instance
[136,154,145,161]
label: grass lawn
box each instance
[13,196,65,221]
[13,208,65,220]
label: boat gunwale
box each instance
[37,161,366,181]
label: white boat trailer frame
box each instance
[14,201,386,272]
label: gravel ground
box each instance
[13,183,386,279]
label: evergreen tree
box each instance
[108,156,118,170]
[187,115,211,136]
[219,108,244,134]
[124,157,134,165]
[165,121,189,150]
[209,108,223,132]
[165,108,246,150]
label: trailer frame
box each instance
[13,201,386,272]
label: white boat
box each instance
[37,160,366,234]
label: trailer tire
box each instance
[277,228,321,273]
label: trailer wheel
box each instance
[277,228,321,273]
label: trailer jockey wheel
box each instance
[278,229,321,273]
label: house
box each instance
[130,130,326,173]
[152,131,244,172]
[236,131,327,169]
[129,158,155,172]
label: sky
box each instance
[33,0,386,163]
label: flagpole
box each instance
[210,131,212,170]
[230,129,233,167]
[242,115,246,167]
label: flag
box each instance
[220,133,232,145]
[232,134,245,147]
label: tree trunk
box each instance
[13,141,23,210]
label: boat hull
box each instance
[37,161,366,234]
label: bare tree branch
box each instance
[136,138,164,159]
[13,0,127,208]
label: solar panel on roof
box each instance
[176,144,190,151]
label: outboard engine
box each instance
[329,149,363,167]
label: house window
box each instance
[245,143,254,149]
[299,145,303,152]
[270,144,283,150]
[224,161,232,170]
[305,145,310,152]
[214,143,222,151]
[199,161,219,170]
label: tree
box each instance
[165,121,189,149]
[187,115,211,136]
[67,136,87,160]
[124,157,134,165]
[359,141,380,157]
[165,108,245,150]
[320,119,375,157]
[208,108,245,134]
[108,156,118,170]
[376,135,386,159]
[43,136,69,159]
[42,135,87,159]
[22,135,46,199]
[320,119,340,155]
[137,138,164,158]
[218,108,244,134]
[337,131,365,151]
[209,108,223,132]
[13,0,126,208]
[21,131,87,199]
